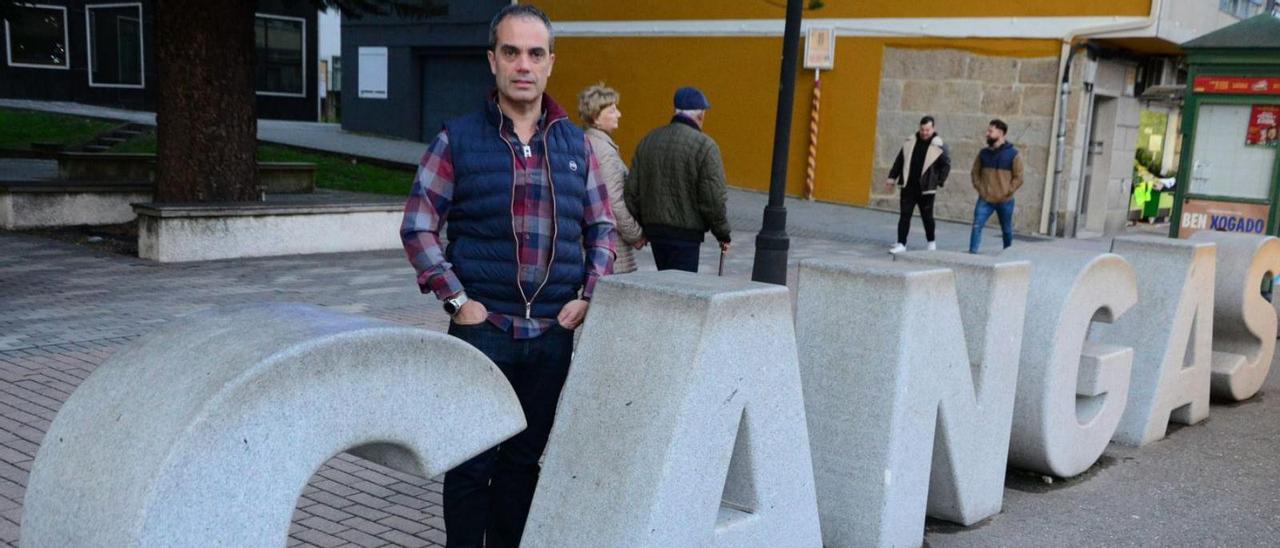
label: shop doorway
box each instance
[1125,106,1182,235]
[1077,96,1120,236]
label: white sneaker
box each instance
[927,241,937,251]
[889,243,906,254]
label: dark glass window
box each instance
[256,15,304,95]
[1220,0,1267,18]
[87,5,144,86]
[5,5,68,68]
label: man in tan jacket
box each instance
[969,119,1023,254]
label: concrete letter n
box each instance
[1002,246,1138,477]
[796,255,1029,548]
[1190,232,1280,401]
[521,272,822,548]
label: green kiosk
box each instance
[1172,15,1280,239]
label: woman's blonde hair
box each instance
[577,83,619,126]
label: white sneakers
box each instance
[891,242,937,254]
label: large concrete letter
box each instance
[1190,232,1280,401]
[522,272,821,548]
[1094,236,1214,446]
[23,304,525,547]
[795,255,1029,548]
[1002,246,1137,477]
[894,252,1031,523]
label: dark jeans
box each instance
[650,237,701,273]
[969,197,1015,253]
[897,185,936,245]
[443,321,574,548]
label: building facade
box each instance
[339,0,508,142]
[0,1,319,121]
[341,1,1262,238]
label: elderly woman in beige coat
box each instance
[579,83,644,273]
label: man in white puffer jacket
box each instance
[884,115,951,254]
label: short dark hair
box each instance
[989,119,1008,134]
[488,4,554,52]
[919,116,935,126]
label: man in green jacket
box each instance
[624,86,732,272]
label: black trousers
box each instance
[650,237,701,273]
[897,184,936,245]
[442,321,575,548]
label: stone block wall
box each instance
[870,47,1058,235]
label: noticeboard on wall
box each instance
[804,28,835,70]
[358,47,388,100]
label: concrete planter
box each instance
[56,152,317,193]
[0,181,152,229]
[57,152,155,181]
[134,201,402,262]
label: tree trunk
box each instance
[153,0,258,202]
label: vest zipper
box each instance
[497,108,562,321]
[530,118,562,313]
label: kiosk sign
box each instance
[1193,76,1280,95]
[1179,199,1269,238]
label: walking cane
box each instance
[718,247,727,277]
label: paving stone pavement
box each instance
[0,197,927,548]
[6,209,1280,546]
[7,100,1276,546]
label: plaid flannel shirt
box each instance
[401,112,616,339]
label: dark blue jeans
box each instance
[969,197,1015,254]
[442,320,574,548]
[650,237,701,273]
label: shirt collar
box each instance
[671,114,702,132]
[485,89,570,134]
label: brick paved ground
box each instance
[13,190,1276,547]
[0,192,910,547]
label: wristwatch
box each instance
[443,292,469,316]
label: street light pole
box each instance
[751,0,803,285]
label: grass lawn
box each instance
[257,145,414,196]
[0,108,117,151]
[110,133,415,196]
[108,132,156,153]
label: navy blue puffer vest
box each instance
[443,97,588,319]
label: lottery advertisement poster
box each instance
[1246,104,1280,148]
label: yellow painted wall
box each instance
[547,36,1059,205]
[539,0,1151,21]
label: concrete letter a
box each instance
[522,272,822,548]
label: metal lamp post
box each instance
[751,0,803,285]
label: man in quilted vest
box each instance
[399,5,616,546]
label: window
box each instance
[1220,0,1267,18]
[4,4,69,69]
[256,14,305,97]
[86,3,144,88]
[331,56,341,93]
[1189,104,1277,201]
